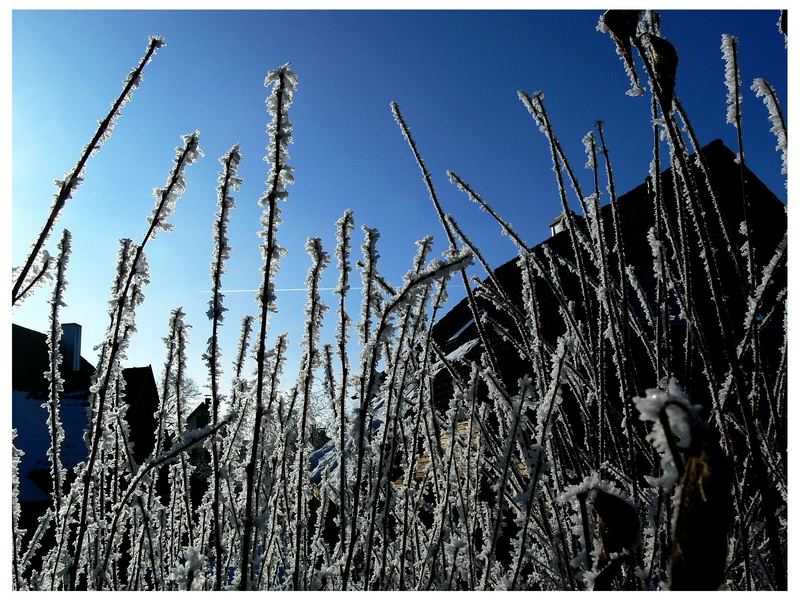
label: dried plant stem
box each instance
[12,36,164,306]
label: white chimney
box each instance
[61,323,82,372]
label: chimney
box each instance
[60,323,82,372]
[548,209,579,237]
[548,212,567,237]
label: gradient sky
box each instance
[11,9,788,407]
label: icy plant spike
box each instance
[12,36,165,306]
[240,62,296,591]
[292,237,329,589]
[751,77,787,177]
[391,100,499,375]
[44,229,72,525]
[67,131,201,589]
[205,144,243,590]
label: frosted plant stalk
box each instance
[391,101,499,375]
[241,62,297,591]
[751,78,787,177]
[363,236,434,586]
[204,144,242,590]
[333,210,354,556]
[343,248,473,587]
[44,229,72,524]
[98,418,232,586]
[11,251,53,308]
[67,131,201,589]
[721,34,742,130]
[11,36,165,306]
[12,431,25,590]
[292,237,329,589]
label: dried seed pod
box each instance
[648,35,679,112]
[598,10,645,96]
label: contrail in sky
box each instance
[198,287,363,293]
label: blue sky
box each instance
[11,9,788,404]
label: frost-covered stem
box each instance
[669,161,693,370]
[479,374,535,590]
[637,33,747,404]
[253,333,290,586]
[173,310,195,559]
[322,344,336,405]
[722,34,755,291]
[446,214,517,316]
[206,144,241,590]
[258,422,290,587]
[47,488,77,590]
[98,418,231,585]
[448,171,530,252]
[577,493,593,579]
[20,508,53,585]
[391,101,499,375]
[596,122,630,326]
[45,229,72,524]
[12,254,53,308]
[508,454,547,589]
[358,226,381,356]
[419,371,471,590]
[131,313,175,588]
[231,316,254,390]
[521,92,594,336]
[111,407,162,590]
[418,389,447,534]
[458,370,482,589]
[364,241,432,587]
[397,283,447,589]
[673,97,745,293]
[553,134,592,221]
[772,309,788,429]
[223,315,254,463]
[751,78,787,178]
[639,35,760,586]
[68,132,200,589]
[735,236,786,365]
[583,131,610,465]
[596,122,637,496]
[378,287,433,587]
[452,163,590,364]
[650,96,672,382]
[344,252,472,587]
[341,227,381,588]
[146,309,180,537]
[510,351,570,588]
[333,210,354,558]
[548,470,579,589]
[11,36,164,306]
[644,51,776,577]
[241,63,295,590]
[12,432,25,590]
[292,238,329,589]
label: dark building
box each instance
[423,139,786,587]
[430,139,786,414]
[12,324,161,532]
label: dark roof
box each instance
[12,323,161,483]
[431,139,786,354]
[12,324,94,395]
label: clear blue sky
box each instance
[11,10,788,404]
